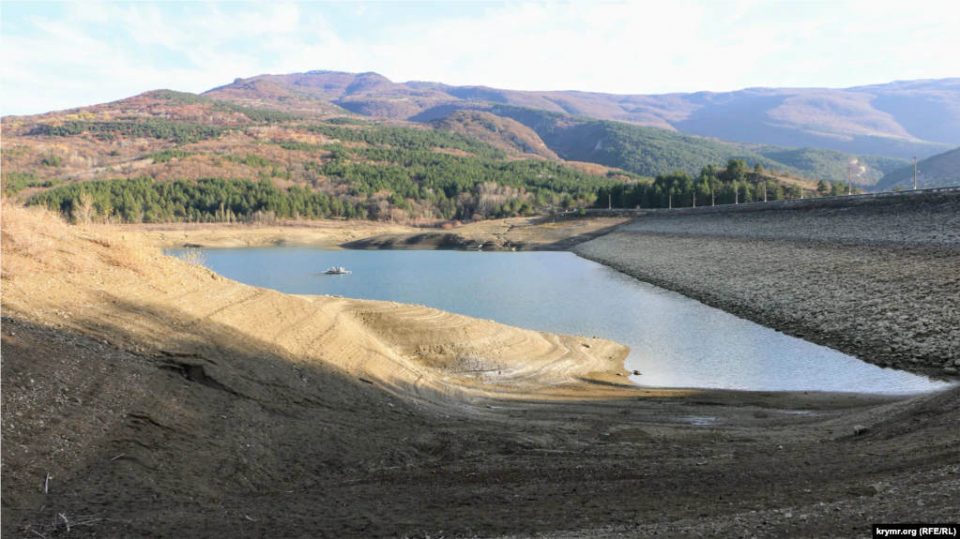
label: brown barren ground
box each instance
[2,206,958,538]
[342,216,631,251]
[124,219,420,249]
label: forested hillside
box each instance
[2,91,627,223]
[875,147,960,190]
[481,106,905,183]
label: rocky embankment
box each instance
[575,191,960,376]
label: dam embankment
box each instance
[575,190,960,376]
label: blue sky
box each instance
[2,0,959,115]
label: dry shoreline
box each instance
[3,205,959,537]
[117,219,420,249]
[128,215,630,251]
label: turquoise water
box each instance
[171,247,948,394]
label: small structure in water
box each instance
[323,266,351,275]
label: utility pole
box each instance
[913,156,918,190]
[608,192,612,210]
[692,191,696,208]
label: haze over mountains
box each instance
[207,71,960,160]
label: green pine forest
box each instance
[30,157,858,224]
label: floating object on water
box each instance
[323,266,351,275]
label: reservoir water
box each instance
[172,247,948,394]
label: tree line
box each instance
[28,165,609,224]
[26,159,859,224]
[595,160,858,209]
[30,178,372,223]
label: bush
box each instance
[175,248,206,267]
[40,155,62,167]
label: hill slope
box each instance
[429,110,558,160]
[875,147,960,190]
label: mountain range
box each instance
[207,71,960,160]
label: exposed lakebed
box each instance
[171,247,949,394]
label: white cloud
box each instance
[2,0,959,115]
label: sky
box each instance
[2,0,959,116]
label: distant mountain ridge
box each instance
[205,71,960,159]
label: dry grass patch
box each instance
[1,203,181,279]
[2,202,63,262]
